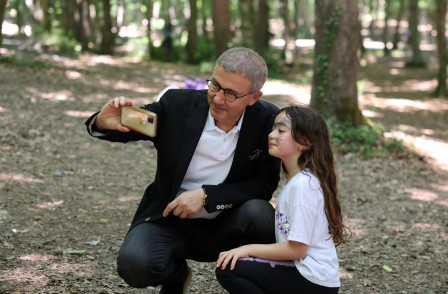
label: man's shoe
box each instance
[159,265,192,294]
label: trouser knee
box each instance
[236,199,275,244]
[117,251,167,288]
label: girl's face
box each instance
[268,112,303,161]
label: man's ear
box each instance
[248,91,263,106]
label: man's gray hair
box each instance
[216,47,268,92]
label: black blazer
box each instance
[86,89,281,229]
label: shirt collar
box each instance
[205,110,245,134]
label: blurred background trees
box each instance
[0,0,446,126]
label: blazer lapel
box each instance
[226,105,261,181]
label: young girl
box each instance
[216,105,349,294]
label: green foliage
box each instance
[32,27,79,57]
[298,69,314,85]
[0,54,50,68]
[123,37,148,59]
[315,54,329,105]
[151,45,180,62]
[194,37,216,62]
[325,7,341,49]
[260,48,285,80]
[198,61,215,74]
[328,119,405,156]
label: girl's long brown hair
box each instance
[279,106,350,246]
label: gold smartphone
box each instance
[121,106,157,137]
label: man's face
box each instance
[208,64,261,132]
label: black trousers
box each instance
[116,199,275,288]
[216,258,339,294]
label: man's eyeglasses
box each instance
[206,79,256,102]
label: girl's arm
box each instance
[217,241,308,270]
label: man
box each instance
[85,47,280,293]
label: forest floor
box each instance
[0,39,447,293]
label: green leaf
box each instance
[66,249,86,255]
[382,265,392,272]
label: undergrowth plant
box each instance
[328,118,405,156]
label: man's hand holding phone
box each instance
[96,96,133,132]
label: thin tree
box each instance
[392,0,406,49]
[238,0,255,48]
[433,0,448,97]
[406,0,425,67]
[146,0,153,60]
[100,0,114,55]
[13,0,24,35]
[0,0,6,48]
[382,0,391,56]
[213,0,231,56]
[255,0,269,51]
[279,0,294,66]
[41,0,51,32]
[186,0,198,63]
[200,0,211,43]
[310,0,363,126]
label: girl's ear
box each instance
[298,137,311,152]
[298,144,309,152]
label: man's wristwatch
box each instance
[201,187,208,208]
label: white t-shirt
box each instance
[275,170,341,288]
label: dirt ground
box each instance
[0,43,447,293]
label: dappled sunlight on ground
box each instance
[338,267,354,280]
[65,70,82,80]
[0,173,44,183]
[118,195,141,203]
[49,263,96,276]
[412,223,448,241]
[385,130,448,171]
[344,217,368,238]
[261,80,310,107]
[1,268,50,291]
[63,110,96,118]
[18,254,55,263]
[25,87,75,102]
[400,187,440,202]
[362,95,447,112]
[35,200,64,210]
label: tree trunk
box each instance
[0,0,7,48]
[359,18,366,58]
[433,0,448,97]
[146,0,153,60]
[213,0,230,56]
[382,0,391,56]
[41,0,51,32]
[100,0,113,55]
[200,0,207,38]
[255,0,269,51]
[392,0,405,49]
[368,0,378,38]
[238,0,255,48]
[279,0,293,66]
[61,0,77,39]
[310,0,363,126]
[13,0,24,35]
[406,0,425,67]
[161,0,174,57]
[292,0,300,39]
[299,0,312,38]
[186,0,198,63]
